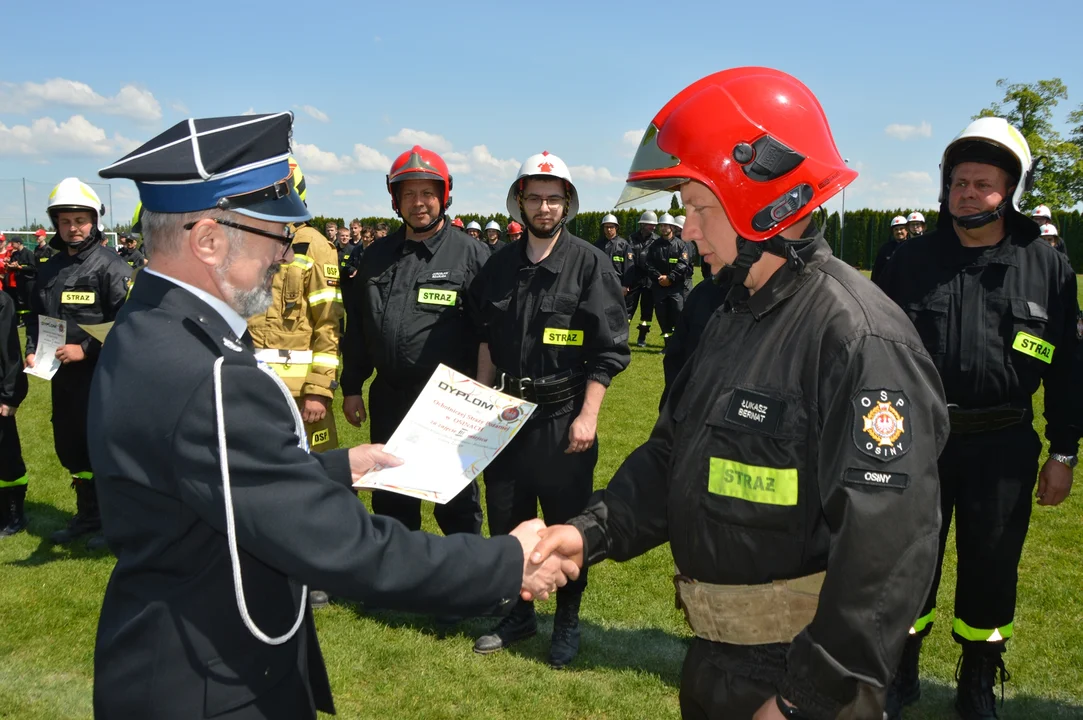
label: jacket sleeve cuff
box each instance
[567,514,608,566]
[313,449,353,488]
[302,373,336,399]
[586,368,613,388]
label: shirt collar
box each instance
[516,226,570,274]
[142,268,249,338]
[743,230,832,320]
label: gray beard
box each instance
[219,264,278,318]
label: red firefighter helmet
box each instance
[617,67,856,242]
[451,217,464,228]
[506,221,523,234]
[386,145,453,212]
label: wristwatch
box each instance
[1050,453,1078,468]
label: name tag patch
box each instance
[1012,331,1053,363]
[853,389,910,462]
[323,264,340,279]
[430,270,450,280]
[724,390,783,434]
[844,468,910,490]
[543,328,584,346]
[61,291,95,304]
[708,458,798,506]
[417,288,457,306]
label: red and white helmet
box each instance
[1032,205,1053,221]
[1039,223,1059,238]
[891,215,908,227]
[907,212,925,224]
[506,151,579,224]
[616,67,856,242]
[451,217,464,228]
[386,145,452,213]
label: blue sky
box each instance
[3,0,1082,230]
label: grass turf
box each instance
[1,282,1082,719]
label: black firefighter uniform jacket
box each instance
[87,271,524,720]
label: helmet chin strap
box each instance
[719,227,813,302]
[952,199,1009,230]
[403,212,444,234]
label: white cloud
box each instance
[570,165,620,184]
[890,170,934,184]
[353,143,391,171]
[468,145,518,177]
[622,129,644,146]
[847,168,938,210]
[292,142,356,173]
[385,128,453,153]
[0,115,139,157]
[332,189,364,197]
[241,107,257,115]
[0,79,162,122]
[884,121,932,141]
[170,101,189,114]
[297,104,330,123]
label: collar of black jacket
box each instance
[934,209,1039,270]
[128,270,248,349]
[742,225,830,320]
[397,217,451,257]
[515,226,571,274]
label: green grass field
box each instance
[2,290,1083,719]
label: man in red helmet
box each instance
[341,145,486,540]
[506,220,523,243]
[529,68,948,719]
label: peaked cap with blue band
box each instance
[99,112,311,223]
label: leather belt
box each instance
[495,367,586,405]
[947,404,1031,435]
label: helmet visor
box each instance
[616,124,685,208]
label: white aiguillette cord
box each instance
[213,356,308,645]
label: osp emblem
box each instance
[852,389,910,462]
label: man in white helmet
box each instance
[465,220,483,240]
[469,151,630,667]
[646,213,692,352]
[877,117,1081,720]
[26,178,132,549]
[595,213,631,299]
[1031,204,1053,225]
[871,216,911,285]
[1039,223,1067,255]
[483,220,503,254]
[906,211,926,238]
[625,210,658,346]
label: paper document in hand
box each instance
[24,316,66,380]
[355,364,536,503]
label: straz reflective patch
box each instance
[310,429,330,446]
[844,468,910,490]
[708,458,798,506]
[323,264,340,279]
[417,288,457,306]
[61,291,95,304]
[1012,332,1053,363]
[613,255,624,262]
[668,257,679,263]
[853,389,910,462]
[543,328,584,346]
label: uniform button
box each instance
[198,316,207,324]
[264,668,270,676]
[499,598,511,606]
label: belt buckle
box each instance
[518,376,532,398]
[282,349,292,369]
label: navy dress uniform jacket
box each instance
[88,272,524,720]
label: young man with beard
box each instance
[26,178,131,549]
[91,113,574,720]
[469,152,630,668]
[530,68,948,720]
[341,145,488,540]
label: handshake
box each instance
[509,519,586,601]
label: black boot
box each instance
[547,591,582,669]
[473,600,536,654]
[50,477,102,544]
[635,324,649,347]
[0,488,10,533]
[0,486,28,537]
[955,644,1009,719]
[885,635,923,719]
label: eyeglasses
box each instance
[184,218,295,251]
[523,195,566,209]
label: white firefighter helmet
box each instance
[47,177,106,231]
[484,220,501,232]
[674,215,686,227]
[465,220,482,232]
[891,215,908,227]
[1032,204,1053,220]
[638,210,658,225]
[506,151,579,224]
[907,212,925,224]
[601,213,619,226]
[939,117,1034,212]
[658,212,679,228]
[1039,223,1059,238]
